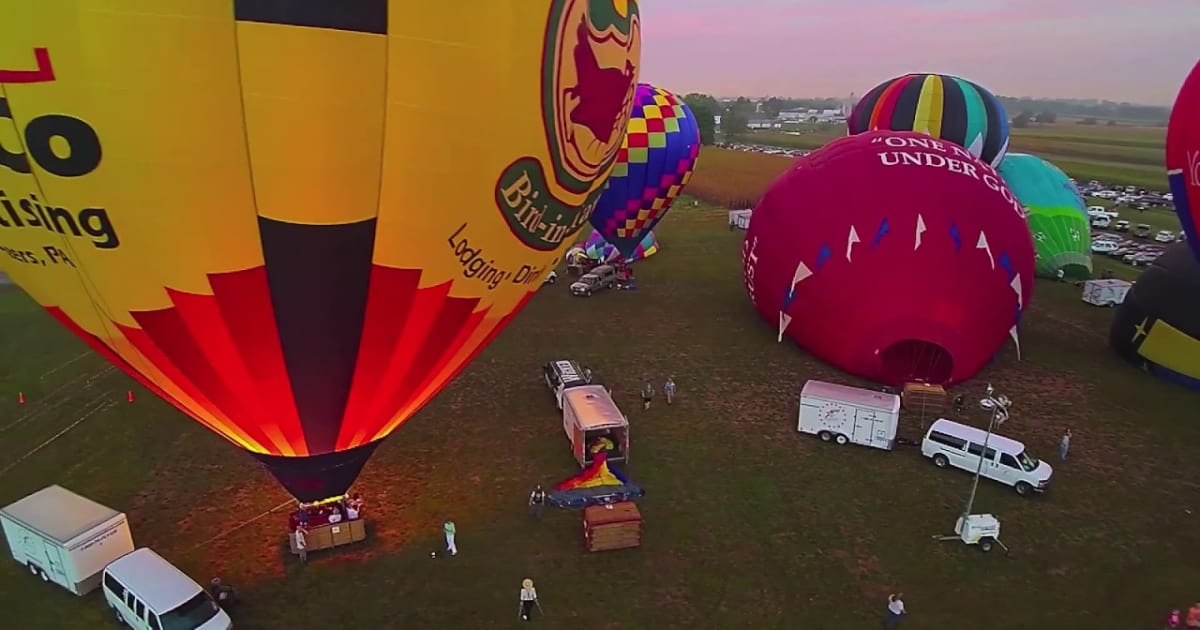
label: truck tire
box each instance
[979,537,994,553]
[818,431,832,442]
[933,454,949,468]
[1014,481,1032,497]
[27,562,37,576]
[834,434,849,446]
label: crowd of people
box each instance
[287,493,364,533]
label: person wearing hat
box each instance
[518,578,540,621]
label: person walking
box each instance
[1059,428,1072,461]
[443,520,457,556]
[663,377,677,405]
[883,592,905,629]
[641,381,654,410]
[518,578,541,621]
[529,485,547,519]
[294,525,308,563]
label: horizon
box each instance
[637,0,1200,107]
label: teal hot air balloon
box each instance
[998,153,1092,279]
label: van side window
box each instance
[966,442,997,459]
[928,431,966,449]
[103,573,126,598]
[135,599,145,619]
[999,453,1020,468]
[125,591,136,610]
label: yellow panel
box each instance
[1140,320,1200,378]
[235,23,386,225]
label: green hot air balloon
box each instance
[997,153,1092,279]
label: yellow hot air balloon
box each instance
[0,0,641,501]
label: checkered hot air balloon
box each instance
[582,229,658,263]
[589,83,700,258]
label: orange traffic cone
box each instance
[126,390,134,403]
[17,392,25,404]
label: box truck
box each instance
[561,385,630,468]
[1,485,134,596]
[798,380,901,450]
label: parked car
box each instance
[1090,215,1112,229]
[543,270,558,285]
[1114,220,1131,232]
[1155,230,1177,243]
[921,419,1053,497]
[1133,224,1153,238]
[1091,240,1119,254]
[569,264,616,297]
[1130,253,1161,267]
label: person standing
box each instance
[664,377,677,405]
[1059,428,1072,461]
[883,592,905,628]
[518,578,539,621]
[641,381,654,410]
[443,520,457,556]
[294,525,308,563]
[529,485,547,519]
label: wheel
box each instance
[113,606,126,626]
[979,538,994,553]
[834,434,849,446]
[38,568,48,581]
[933,454,949,468]
[818,431,832,442]
[585,290,592,297]
[1015,481,1032,497]
[27,562,38,576]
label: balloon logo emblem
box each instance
[494,0,641,251]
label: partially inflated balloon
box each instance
[582,229,658,262]
[997,153,1092,279]
[0,1,641,501]
[743,131,1034,385]
[1167,59,1200,260]
[849,73,1010,167]
[1111,244,1200,390]
[589,83,700,257]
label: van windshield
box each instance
[158,592,221,630]
[1015,450,1039,473]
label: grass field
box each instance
[741,122,1169,190]
[2,205,1199,629]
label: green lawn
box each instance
[2,209,1199,629]
[743,122,1170,190]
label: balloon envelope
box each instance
[1167,59,1200,260]
[997,153,1092,279]
[582,229,658,262]
[849,73,1010,167]
[0,1,642,501]
[1110,244,1200,390]
[589,83,700,257]
[743,131,1035,385]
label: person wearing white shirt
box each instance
[884,592,905,628]
[294,526,307,563]
[518,578,539,621]
[346,505,359,520]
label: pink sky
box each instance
[638,0,1200,105]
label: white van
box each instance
[1090,215,1111,229]
[921,419,1052,497]
[102,548,232,629]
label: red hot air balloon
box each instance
[1167,58,1200,259]
[742,131,1036,385]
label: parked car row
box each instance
[1091,232,1169,266]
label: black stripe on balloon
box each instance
[252,440,381,502]
[939,77,968,149]
[850,82,888,133]
[975,81,1004,164]
[234,0,387,35]
[889,75,925,132]
[258,216,376,455]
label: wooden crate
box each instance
[583,502,641,552]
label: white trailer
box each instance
[562,385,630,468]
[1,485,134,596]
[1081,278,1131,307]
[798,380,901,450]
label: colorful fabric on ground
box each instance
[554,451,629,491]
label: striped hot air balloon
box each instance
[849,73,1010,167]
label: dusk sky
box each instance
[638,0,1200,105]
